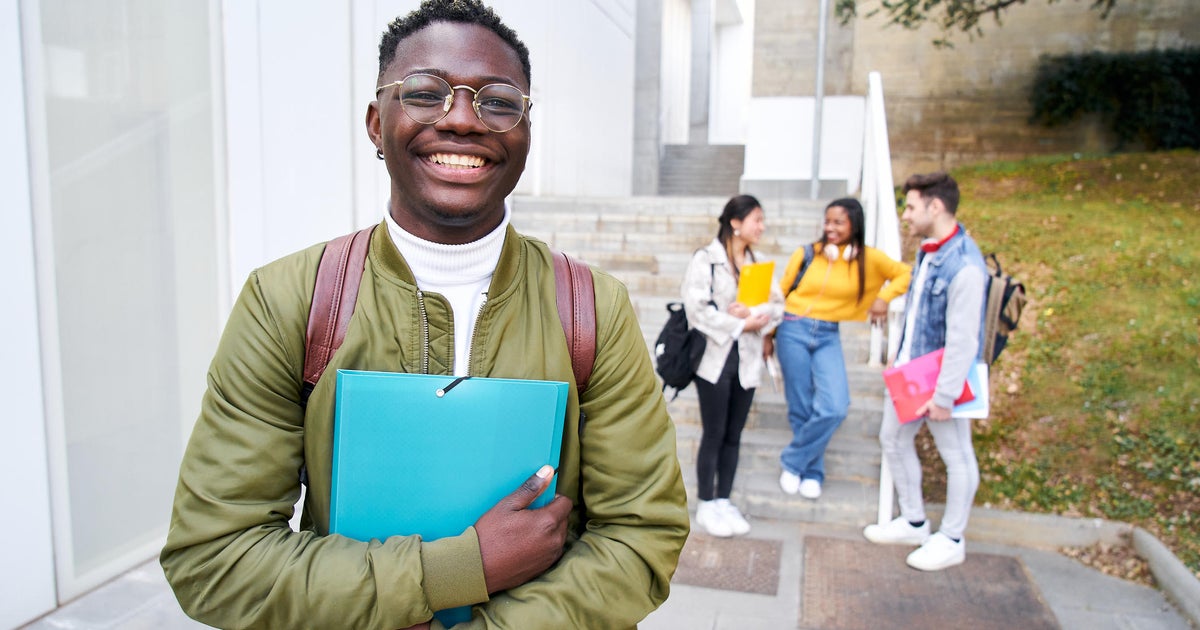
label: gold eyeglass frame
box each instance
[375,73,532,133]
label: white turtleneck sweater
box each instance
[384,206,510,376]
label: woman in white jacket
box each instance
[681,195,785,537]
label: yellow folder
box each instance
[736,261,775,306]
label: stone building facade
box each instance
[754,0,1200,176]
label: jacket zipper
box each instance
[416,290,430,374]
[465,293,488,376]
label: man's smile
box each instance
[427,152,487,169]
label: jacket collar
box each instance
[920,224,959,253]
[370,219,525,299]
[918,222,967,266]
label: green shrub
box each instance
[1029,48,1200,151]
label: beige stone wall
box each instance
[752,1,856,96]
[753,0,1200,178]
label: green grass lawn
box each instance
[926,150,1200,578]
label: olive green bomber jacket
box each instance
[160,224,690,629]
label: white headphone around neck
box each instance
[823,243,856,262]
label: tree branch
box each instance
[835,0,1118,48]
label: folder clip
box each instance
[436,376,471,398]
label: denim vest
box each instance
[897,225,988,360]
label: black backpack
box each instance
[654,263,714,398]
[982,253,1027,364]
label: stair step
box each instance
[511,195,828,219]
[673,423,882,481]
[740,470,879,526]
[657,144,748,195]
[508,193,893,531]
[658,144,747,196]
[680,466,880,527]
[666,385,885,434]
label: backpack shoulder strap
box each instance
[552,250,598,392]
[787,243,816,296]
[692,247,718,308]
[301,231,598,400]
[302,226,375,403]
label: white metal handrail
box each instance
[858,71,903,526]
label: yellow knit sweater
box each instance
[779,244,912,322]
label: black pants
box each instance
[693,343,756,501]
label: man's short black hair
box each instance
[378,0,531,84]
[904,171,960,215]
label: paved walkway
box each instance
[643,518,1192,630]
[20,515,1192,630]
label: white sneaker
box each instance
[695,500,733,537]
[779,470,801,495]
[715,499,751,536]
[863,516,931,546]
[798,479,822,500]
[906,532,966,571]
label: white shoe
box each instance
[715,499,751,536]
[779,470,801,495]
[863,516,931,546]
[695,500,733,537]
[906,532,966,571]
[798,479,822,500]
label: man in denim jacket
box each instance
[862,172,988,571]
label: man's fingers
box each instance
[507,464,555,510]
[543,494,574,519]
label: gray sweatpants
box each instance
[879,392,980,541]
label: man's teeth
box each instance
[429,153,485,168]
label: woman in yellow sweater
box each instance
[772,198,911,500]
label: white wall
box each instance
[742,95,865,187]
[226,0,639,293]
[660,0,691,145]
[19,0,224,602]
[1,1,57,626]
[223,1,360,291]
[709,0,754,144]
[509,0,636,197]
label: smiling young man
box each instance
[862,172,988,571]
[160,2,689,628]
[369,17,530,245]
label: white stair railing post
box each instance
[860,71,901,525]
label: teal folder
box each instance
[329,370,568,627]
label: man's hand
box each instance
[915,400,953,422]
[762,334,775,359]
[474,465,573,594]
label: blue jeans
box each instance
[776,316,849,483]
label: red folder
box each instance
[883,348,974,423]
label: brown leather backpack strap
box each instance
[552,250,597,392]
[302,226,375,402]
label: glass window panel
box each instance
[35,0,219,576]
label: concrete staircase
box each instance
[510,195,886,528]
[658,144,745,197]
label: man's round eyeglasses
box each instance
[376,73,532,133]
